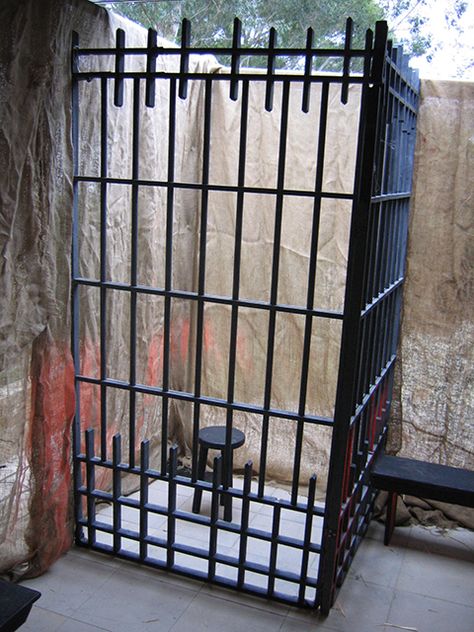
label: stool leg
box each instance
[223,450,233,522]
[384,491,397,546]
[192,445,208,514]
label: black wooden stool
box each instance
[192,426,245,522]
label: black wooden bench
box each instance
[0,579,40,632]
[370,453,474,545]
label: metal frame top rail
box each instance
[72,17,390,107]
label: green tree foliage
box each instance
[97,0,470,73]
[99,0,384,68]
[378,0,468,59]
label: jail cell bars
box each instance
[317,43,419,612]
[71,18,419,613]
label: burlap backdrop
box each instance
[1,0,473,579]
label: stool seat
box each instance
[192,425,245,522]
[198,426,245,451]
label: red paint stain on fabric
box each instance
[25,333,75,577]
[146,333,164,386]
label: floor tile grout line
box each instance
[167,588,204,632]
[58,612,114,632]
[390,586,474,610]
[29,603,114,632]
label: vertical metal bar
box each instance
[192,78,212,480]
[85,428,96,546]
[318,23,388,615]
[112,433,122,553]
[162,78,177,476]
[230,18,241,101]
[129,77,140,468]
[265,28,277,112]
[258,80,290,497]
[179,18,191,99]
[340,18,353,105]
[267,504,281,597]
[139,440,150,561]
[298,474,317,603]
[370,22,388,86]
[237,461,252,588]
[71,31,84,543]
[166,445,178,568]
[100,77,108,461]
[208,456,222,581]
[114,28,125,107]
[145,28,158,108]
[291,81,329,505]
[302,27,314,113]
[224,79,249,494]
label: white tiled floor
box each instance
[20,519,474,631]
[91,477,324,590]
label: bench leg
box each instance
[192,445,208,514]
[384,491,398,546]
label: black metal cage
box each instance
[71,17,419,613]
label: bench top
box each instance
[0,579,40,631]
[371,454,474,507]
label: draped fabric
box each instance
[1,0,472,579]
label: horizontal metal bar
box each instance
[370,191,411,203]
[73,278,344,320]
[73,70,372,85]
[350,354,396,425]
[385,56,420,95]
[361,277,403,318]
[387,86,418,115]
[76,524,319,586]
[76,479,326,520]
[75,375,334,426]
[74,174,354,201]
[74,45,371,58]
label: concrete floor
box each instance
[21,517,474,632]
